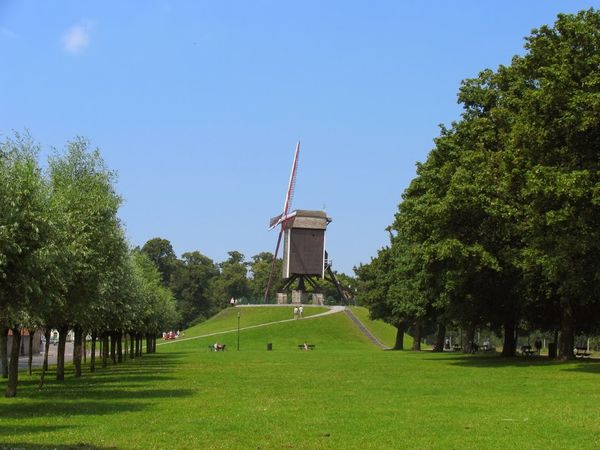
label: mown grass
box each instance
[2,307,600,449]
[182,305,328,338]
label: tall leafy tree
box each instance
[0,134,55,396]
[507,9,600,358]
[208,251,249,306]
[48,137,122,379]
[248,252,284,303]
[141,238,177,286]
[355,247,409,350]
[170,251,218,326]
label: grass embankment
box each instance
[349,306,414,349]
[2,306,600,449]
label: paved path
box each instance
[7,342,74,373]
[157,305,345,347]
[344,308,390,349]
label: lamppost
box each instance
[237,311,240,351]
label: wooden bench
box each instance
[575,347,591,358]
[298,344,315,350]
[452,344,462,352]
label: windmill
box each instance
[263,142,350,304]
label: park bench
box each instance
[298,344,315,350]
[575,347,591,358]
[521,345,536,356]
[208,344,227,352]
[452,344,462,352]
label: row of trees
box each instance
[356,10,600,359]
[139,239,355,329]
[0,134,178,397]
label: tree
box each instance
[248,252,284,303]
[170,251,218,326]
[208,251,249,306]
[47,137,123,379]
[499,9,600,358]
[0,134,55,397]
[355,247,408,350]
[141,238,177,286]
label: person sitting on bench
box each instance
[213,342,226,351]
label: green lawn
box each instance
[2,306,600,449]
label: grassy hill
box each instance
[2,306,600,449]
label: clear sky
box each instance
[1,1,598,275]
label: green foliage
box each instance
[0,133,55,325]
[207,251,250,307]
[169,251,218,327]
[247,251,284,302]
[357,9,600,357]
[140,237,177,286]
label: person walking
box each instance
[293,306,299,319]
[299,305,304,318]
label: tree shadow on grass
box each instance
[0,443,115,450]
[0,400,148,419]
[559,359,600,375]
[421,352,565,368]
[421,352,600,372]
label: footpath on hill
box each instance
[157,305,346,347]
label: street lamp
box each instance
[237,311,240,351]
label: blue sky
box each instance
[1,1,598,275]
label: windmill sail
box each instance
[264,142,300,301]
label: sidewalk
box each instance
[12,342,74,372]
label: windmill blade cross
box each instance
[264,141,301,301]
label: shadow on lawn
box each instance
[421,352,600,371]
[1,351,195,419]
[0,400,147,419]
[0,443,114,450]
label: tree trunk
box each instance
[393,323,406,350]
[27,329,34,376]
[432,323,446,352]
[39,329,51,388]
[83,333,87,364]
[501,321,517,357]
[1,326,8,378]
[463,327,476,354]
[129,333,135,359]
[5,327,21,397]
[135,334,141,357]
[102,333,109,368]
[411,321,422,351]
[110,332,116,364]
[146,334,151,354]
[559,302,575,360]
[117,332,123,363]
[73,327,83,377]
[43,329,50,371]
[90,331,97,373]
[56,326,68,381]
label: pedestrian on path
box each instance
[299,305,304,318]
[293,306,299,319]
